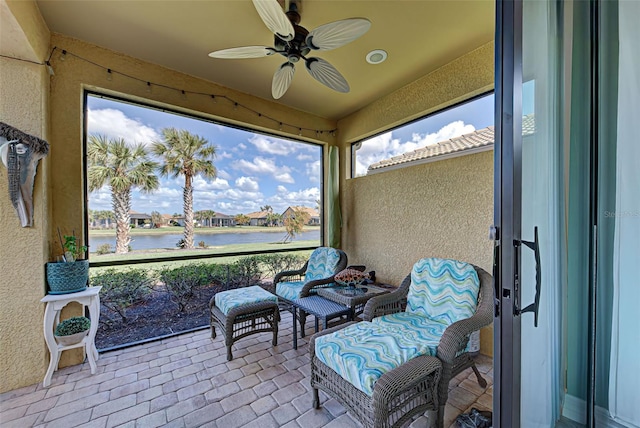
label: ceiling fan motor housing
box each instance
[274,23,310,61]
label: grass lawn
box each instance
[89,240,317,274]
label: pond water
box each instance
[89,229,321,251]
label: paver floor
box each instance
[0,312,492,427]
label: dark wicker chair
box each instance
[274,247,347,335]
[310,259,494,428]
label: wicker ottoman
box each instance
[210,286,280,361]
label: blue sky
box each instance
[87,91,502,215]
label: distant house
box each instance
[203,212,236,227]
[246,210,270,226]
[282,206,320,225]
[129,211,152,227]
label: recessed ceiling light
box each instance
[366,49,387,64]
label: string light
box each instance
[45,61,55,76]
[45,46,337,138]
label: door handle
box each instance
[490,225,500,317]
[515,226,541,326]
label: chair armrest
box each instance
[362,275,410,321]
[274,261,308,284]
[362,291,406,321]
[309,321,359,359]
[300,276,338,297]
[437,265,494,364]
[372,355,442,406]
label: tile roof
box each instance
[367,114,535,172]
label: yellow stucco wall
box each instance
[338,42,495,355]
[0,1,51,392]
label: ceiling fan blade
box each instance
[305,57,349,93]
[252,0,295,41]
[306,18,371,51]
[208,46,276,59]
[272,62,295,99]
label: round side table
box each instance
[40,286,101,387]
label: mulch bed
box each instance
[96,282,273,350]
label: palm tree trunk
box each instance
[183,180,194,249]
[112,189,131,254]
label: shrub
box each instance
[258,253,306,278]
[157,264,207,312]
[96,243,112,255]
[55,316,90,336]
[91,268,154,322]
[227,256,263,288]
[176,238,186,249]
[198,241,207,248]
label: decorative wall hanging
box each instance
[0,122,49,227]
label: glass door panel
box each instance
[519,0,564,426]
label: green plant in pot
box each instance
[46,229,90,295]
[54,316,90,346]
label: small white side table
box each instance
[41,286,102,387]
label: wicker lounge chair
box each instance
[274,247,347,336]
[310,258,494,428]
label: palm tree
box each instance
[152,128,217,249]
[87,135,159,254]
[234,213,250,226]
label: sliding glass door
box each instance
[495,0,639,427]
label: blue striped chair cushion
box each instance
[275,281,304,301]
[214,285,277,316]
[407,258,479,325]
[315,313,444,396]
[304,247,341,283]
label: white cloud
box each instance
[268,186,320,212]
[306,160,320,182]
[297,154,314,161]
[354,121,476,176]
[217,169,233,180]
[232,156,294,183]
[193,175,230,191]
[87,108,160,145]
[274,172,295,183]
[249,134,299,156]
[218,151,233,159]
[411,120,476,147]
[235,176,259,191]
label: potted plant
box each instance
[46,229,89,294]
[54,316,90,346]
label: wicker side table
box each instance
[289,295,351,349]
[317,284,391,320]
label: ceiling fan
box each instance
[208,0,371,99]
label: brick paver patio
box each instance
[0,311,493,427]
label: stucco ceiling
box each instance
[35,0,494,121]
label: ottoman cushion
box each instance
[215,286,277,316]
